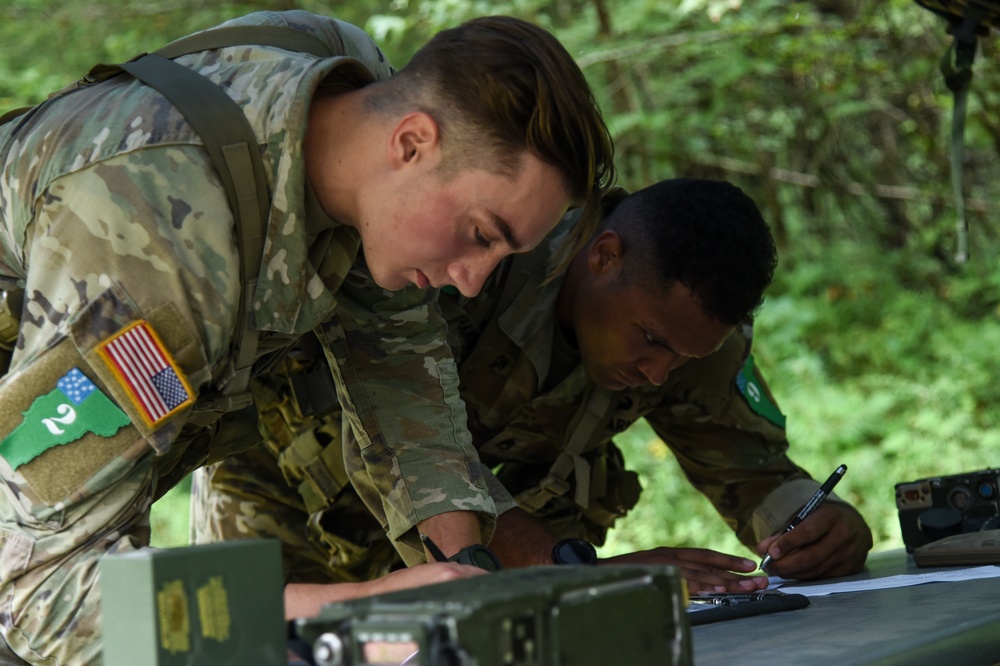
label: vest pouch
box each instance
[308,489,401,580]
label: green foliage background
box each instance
[5,0,998,559]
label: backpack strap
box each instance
[154,24,339,60]
[126,25,346,415]
[514,385,620,511]
[458,247,623,511]
[1,24,351,421]
[117,53,265,416]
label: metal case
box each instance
[295,564,692,666]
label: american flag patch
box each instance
[98,321,193,427]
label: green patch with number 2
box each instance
[0,367,129,468]
[735,354,786,428]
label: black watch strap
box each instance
[448,544,503,572]
[551,538,598,565]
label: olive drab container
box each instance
[100,539,286,665]
[294,564,693,666]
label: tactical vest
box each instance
[443,246,639,518]
[0,24,345,427]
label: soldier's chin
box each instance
[367,265,406,291]
[592,371,625,391]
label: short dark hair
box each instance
[606,179,777,324]
[366,16,616,254]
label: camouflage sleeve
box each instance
[0,149,237,663]
[190,353,403,584]
[644,329,825,549]
[191,443,402,585]
[318,264,500,565]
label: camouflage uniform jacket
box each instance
[0,10,486,665]
[442,221,827,548]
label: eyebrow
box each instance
[490,213,523,251]
[645,325,685,357]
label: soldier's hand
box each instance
[756,503,873,580]
[601,547,768,594]
[285,562,485,619]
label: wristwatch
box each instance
[449,544,504,572]
[551,538,598,565]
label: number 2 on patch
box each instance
[41,404,77,435]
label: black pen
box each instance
[760,464,847,571]
[420,533,449,563]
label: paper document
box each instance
[772,565,1000,597]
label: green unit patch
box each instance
[0,367,129,468]
[735,355,786,428]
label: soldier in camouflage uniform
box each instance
[192,179,873,600]
[0,9,615,664]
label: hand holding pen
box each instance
[760,464,847,571]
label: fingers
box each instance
[685,571,769,595]
[603,547,768,594]
[375,562,485,595]
[760,504,873,579]
[666,546,761,572]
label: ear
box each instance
[387,111,441,170]
[585,230,625,282]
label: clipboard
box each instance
[687,591,810,625]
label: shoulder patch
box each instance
[735,354,786,428]
[97,321,194,427]
[0,367,129,469]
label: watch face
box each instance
[452,544,503,572]
[469,546,502,571]
[554,539,597,565]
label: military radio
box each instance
[292,564,692,666]
[896,467,1000,551]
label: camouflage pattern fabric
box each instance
[0,10,493,664]
[190,337,404,583]
[192,215,837,583]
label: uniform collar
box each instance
[496,237,570,391]
[252,57,374,335]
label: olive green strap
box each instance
[515,384,619,511]
[154,24,338,60]
[463,246,623,511]
[1,23,349,407]
[121,24,348,399]
[119,53,264,400]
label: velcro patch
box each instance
[97,321,194,428]
[0,367,129,469]
[0,335,139,507]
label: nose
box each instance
[637,355,674,386]
[447,258,497,298]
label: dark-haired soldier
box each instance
[193,179,873,617]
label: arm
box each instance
[648,332,872,578]
[0,150,239,663]
[319,266,501,565]
[285,563,485,619]
[756,502,872,579]
[489,507,767,593]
